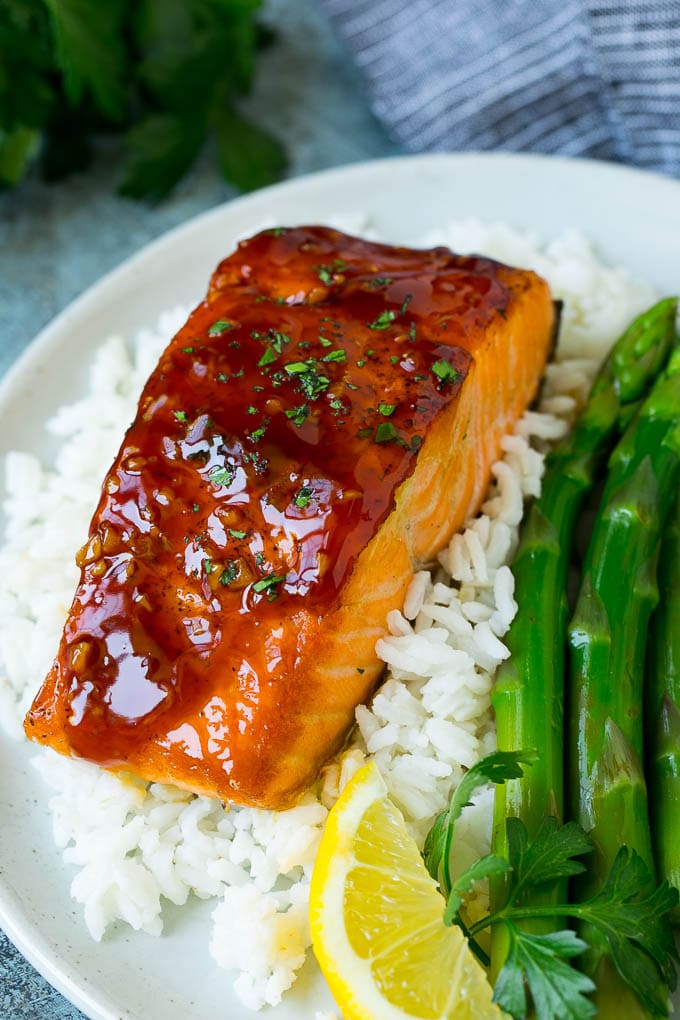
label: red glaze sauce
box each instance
[28,227,513,785]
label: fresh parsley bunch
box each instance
[0,0,286,198]
[423,752,679,1020]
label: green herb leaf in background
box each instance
[0,0,286,197]
[43,0,128,118]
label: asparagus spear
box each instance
[647,486,680,924]
[568,345,680,1010]
[490,299,678,975]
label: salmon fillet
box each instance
[25,226,555,808]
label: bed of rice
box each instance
[0,219,655,1013]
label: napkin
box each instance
[318,0,680,176]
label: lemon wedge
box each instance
[310,761,503,1019]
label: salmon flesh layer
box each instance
[25,226,555,808]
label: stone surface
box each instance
[0,2,395,1016]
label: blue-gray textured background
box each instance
[0,1,395,1016]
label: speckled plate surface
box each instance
[1,153,679,1020]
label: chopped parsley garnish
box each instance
[203,558,213,574]
[293,486,314,509]
[173,410,187,422]
[219,562,238,585]
[228,529,247,539]
[269,330,291,353]
[265,227,288,237]
[209,464,236,487]
[255,551,265,566]
[357,359,366,368]
[216,373,228,383]
[248,425,267,443]
[316,258,347,284]
[390,355,400,364]
[208,319,234,336]
[192,503,200,513]
[375,422,398,443]
[284,360,331,399]
[400,294,413,315]
[356,667,365,674]
[252,574,285,595]
[377,403,397,417]
[319,336,333,347]
[285,404,310,427]
[321,349,347,363]
[432,359,460,385]
[411,435,423,452]
[357,427,373,438]
[368,310,397,330]
[300,369,331,400]
[258,347,277,368]
[181,346,195,354]
[247,405,258,415]
[409,322,417,342]
[367,276,393,289]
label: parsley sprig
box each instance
[0,0,285,197]
[423,751,679,1020]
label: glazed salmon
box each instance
[25,226,555,808]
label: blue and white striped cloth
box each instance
[319,0,680,176]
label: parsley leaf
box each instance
[219,561,238,585]
[208,319,234,336]
[0,0,286,196]
[368,309,397,330]
[285,404,309,427]
[293,485,313,509]
[120,112,205,200]
[423,750,679,1020]
[209,464,235,488]
[258,347,278,368]
[506,816,590,897]
[443,854,512,926]
[578,848,679,1012]
[252,574,285,594]
[44,0,128,119]
[494,926,595,1020]
[374,422,398,443]
[215,105,286,193]
[423,749,535,888]
[432,359,460,385]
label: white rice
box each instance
[0,221,655,1011]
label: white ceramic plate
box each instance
[1,152,679,1020]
